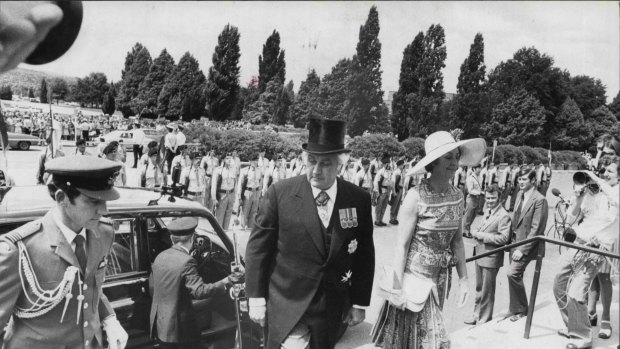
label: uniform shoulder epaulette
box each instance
[99,217,114,226]
[1,221,42,244]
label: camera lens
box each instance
[573,172,588,185]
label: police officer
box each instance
[149,217,244,349]
[0,156,128,349]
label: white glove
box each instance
[103,316,128,349]
[457,277,470,308]
[248,298,266,327]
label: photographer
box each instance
[553,156,619,349]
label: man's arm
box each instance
[482,215,511,246]
[0,241,22,347]
[245,184,279,299]
[183,258,229,299]
[349,191,375,307]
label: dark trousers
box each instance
[133,144,143,167]
[389,191,402,221]
[165,148,175,174]
[477,192,485,214]
[474,264,499,323]
[280,288,334,349]
[507,252,532,315]
[375,191,390,223]
[81,130,89,141]
[500,183,512,208]
[509,187,520,211]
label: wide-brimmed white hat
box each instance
[407,131,486,175]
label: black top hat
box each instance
[302,118,350,155]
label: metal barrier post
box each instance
[523,242,544,339]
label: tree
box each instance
[609,91,620,120]
[586,106,618,141]
[273,80,294,125]
[50,78,69,103]
[391,32,424,140]
[72,72,109,108]
[452,33,491,138]
[243,80,281,124]
[487,47,570,134]
[318,58,352,122]
[569,75,607,119]
[0,85,12,100]
[232,77,260,120]
[39,79,48,104]
[136,49,175,115]
[117,43,152,117]
[258,30,286,92]
[481,90,546,146]
[28,88,35,98]
[205,24,241,121]
[290,69,321,128]
[346,6,390,136]
[407,24,447,137]
[158,52,206,120]
[551,97,590,150]
[102,83,116,115]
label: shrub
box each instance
[519,146,543,164]
[401,137,425,159]
[496,144,524,165]
[347,134,405,159]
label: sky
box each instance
[21,1,620,103]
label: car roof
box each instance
[0,186,208,222]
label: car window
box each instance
[105,218,138,276]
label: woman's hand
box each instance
[457,277,469,308]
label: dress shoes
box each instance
[374,221,386,227]
[557,328,570,338]
[463,317,477,325]
[565,339,592,349]
[389,219,399,225]
[509,313,526,322]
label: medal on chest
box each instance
[339,208,358,228]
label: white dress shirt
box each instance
[53,208,87,252]
[310,180,338,227]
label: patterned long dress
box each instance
[372,179,464,349]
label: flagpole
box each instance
[0,102,8,172]
[48,87,54,159]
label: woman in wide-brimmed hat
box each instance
[372,131,486,349]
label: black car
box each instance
[0,185,261,348]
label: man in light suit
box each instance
[507,166,548,321]
[149,217,243,349]
[465,184,511,325]
[245,118,375,349]
[0,156,128,349]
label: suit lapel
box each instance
[479,210,500,232]
[44,212,81,270]
[295,179,327,259]
[326,178,347,264]
[517,191,536,226]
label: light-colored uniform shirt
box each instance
[374,168,392,193]
[355,168,373,189]
[181,165,206,193]
[211,166,237,199]
[467,172,482,196]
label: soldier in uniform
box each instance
[0,156,128,349]
[262,154,288,195]
[199,150,218,209]
[355,158,373,192]
[508,162,521,212]
[373,155,392,226]
[181,152,206,204]
[211,153,237,230]
[149,217,244,349]
[388,159,405,225]
[234,155,264,229]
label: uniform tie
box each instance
[315,191,329,207]
[73,235,87,272]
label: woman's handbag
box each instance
[377,266,436,312]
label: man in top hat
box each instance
[245,118,375,349]
[388,159,405,225]
[373,155,392,226]
[234,154,264,229]
[211,153,237,230]
[149,217,244,349]
[465,184,512,325]
[0,156,128,349]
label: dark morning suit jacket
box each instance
[512,189,548,259]
[245,175,375,349]
[474,206,512,268]
[0,211,115,349]
[149,245,228,343]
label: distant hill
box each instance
[0,68,78,97]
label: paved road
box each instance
[3,145,618,348]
